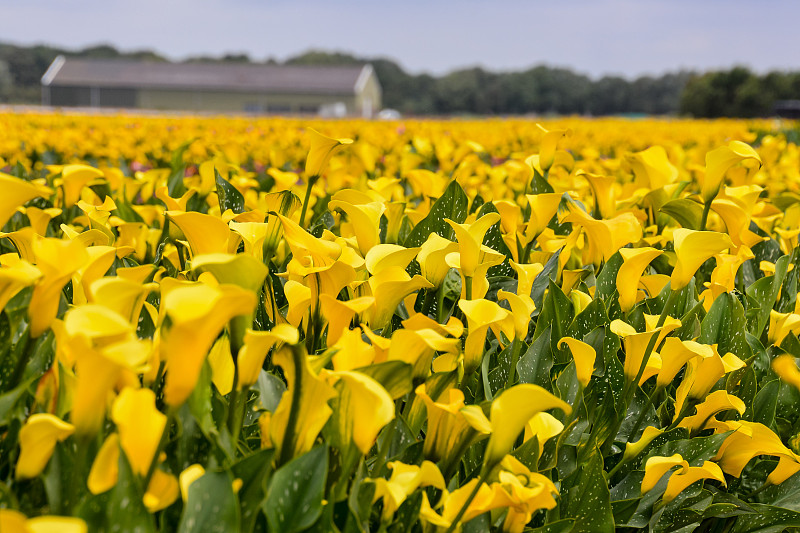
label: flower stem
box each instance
[299,175,318,229]
[277,344,305,466]
[700,201,712,232]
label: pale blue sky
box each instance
[3,0,799,78]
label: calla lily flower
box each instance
[655,338,711,389]
[329,190,385,255]
[617,247,662,312]
[523,193,562,244]
[236,325,299,388]
[498,290,536,340]
[495,456,560,533]
[29,237,89,337]
[270,345,337,462]
[361,266,432,329]
[562,205,642,266]
[54,165,104,208]
[160,283,256,406]
[111,387,166,477]
[523,412,565,457]
[674,344,744,418]
[389,328,460,381]
[711,198,765,250]
[445,213,501,278]
[0,172,52,230]
[167,211,238,256]
[610,318,680,382]
[415,384,491,464]
[1,227,38,262]
[642,454,725,502]
[671,228,732,290]
[702,141,761,203]
[459,299,515,375]
[329,327,377,371]
[0,258,41,312]
[364,243,420,276]
[324,370,394,454]
[511,261,545,297]
[179,464,206,502]
[715,421,800,484]
[773,354,800,390]
[768,310,800,345]
[16,414,75,479]
[143,468,180,512]
[371,461,446,521]
[627,146,678,189]
[88,433,120,494]
[89,277,156,325]
[622,426,664,462]
[579,171,617,219]
[0,511,87,533]
[535,124,571,172]
[485,384,571,469]
[557,337,597,388]
[679,390,746,433]
[305,128,353,178]
[319,294,374,345]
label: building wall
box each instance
[355,73,383,118]
[137,89,358,114]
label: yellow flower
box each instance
[617,247,662,312]
[773,354,800,390]
[671,228,732,290]
[388,328,460,381]
[16,414,75,479]
[622,426,664,462]
[305,128,353,178]
[88,433,120,494]
[328,190,385,255]
[562,205,642,266]
[179,464,206,502]
[485,384,571,469]
[0,258,41,312]
[160,283,256,406]
[610,318,680,382]
[371,461,445,521]
[702,141,761,203]
[361,266,432,330]
[627,146,678,189]
[237,325,299,388]
[679,390,746,433]
[111,387,166,477]
[673,344,745,418]
[167,211,237,256]
[415,384,491,463]
[535,124,571,172]
[459,299,515,375]
[557,337,597,388]
[143,468,180,512]
[324,370,394,454]
[523,193,563,243]
[54,164,104,208]
[523,412,565,457]
[715,421,800,484]
[1,510,88,533]
[446,213,501,278]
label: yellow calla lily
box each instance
[329,190,385,255]
[179,464,206,502]
[445,213,501,278]
[768,310,800,345]
[458,298,515,375]
[623,426,664,462]
[485,384,571,468]
[617,247,662,312]
[270,345,337,462]
[643,454,726,502]
[388,328,460,381]
[111,387,166,477]
[361,266,432,329]
[627,146,678,189]
[671,228,732,291]
[579,171,617,219]
[143,468,180,512]
[1,510,88,533]
[674,344,745,418]
[557,337,597,388]
[29,237,89,337]
[773,354,800,390]
[535,124,571,172]
[371,461,445,521]
[167,211,237,256]
[237,325,299,388]
[415,384,491,463]
[715,420,800,484]
[319,294,374,344]
[304,128,353,178]
[523,193,563,243]
[88,433,120,494]
[364,243,420,276]
[702,141,761,203]
[498,290,536,340]
[511,261,545,297]
[523,412,565,457]
[16,414,75,479]
[55,164,104,208]
[160,283,256,406]
[0,258,41,312]
[610,319,680,382]
[656,338,710,389]
[562,205,642,266]
[0,172,52,229]
[325,370,394,454]
[679,390,746,433]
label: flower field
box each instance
[3,112,800,532]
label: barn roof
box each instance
[41,56,374,95]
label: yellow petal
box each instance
[26,516,88,533]
[486,384,571,467]
[179,464,206,502]
[617,247,662,312]
[305,128,353,177]
[237,325,299,388]
[663,461,725,502]
[143,468,179,512]
[703,141,761,203]
[641,454,686,493]
[111,387,166,477]
[327,370,394,454]
[88,433,120,494]
[773,354,800,390]
[0,172,52,229]
[558,337,597,388]
[16,414,75,479]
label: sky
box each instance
[4,0,800,79]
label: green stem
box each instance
[299,175,318,229]
[700,201,712,232]
[443,469,488,533]
[465,275,473,301]
[277,345,305,466]
[227,372,246,444]
[421,288,437,317]
[505,338,523,389]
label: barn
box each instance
[40,56,382,117]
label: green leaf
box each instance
[752,380,779,428]
[699,292,751,360]
[476,201,514,277]
[232,448,274,533]
[404,179,468,247]
[528,519,576,533]
[517,327,553,390]
[215,168,246,215]
[647,432,730,466]
[179,470,241,533]
[530,249,561,312]
[730,503,800,533]
[264,445,328,533]
[0,378,33,428]
[745,254,790,337]
[595,251,624,301]
[110,449,156,533]
[660,198,703,230]
[533,280,574,356]
[560,448,615,533]
[354,360,413,400]
[255,370,286,412]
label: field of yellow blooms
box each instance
[3,111,800,533]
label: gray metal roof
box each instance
[41,56,373,95]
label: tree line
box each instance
[1,42,798,118]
